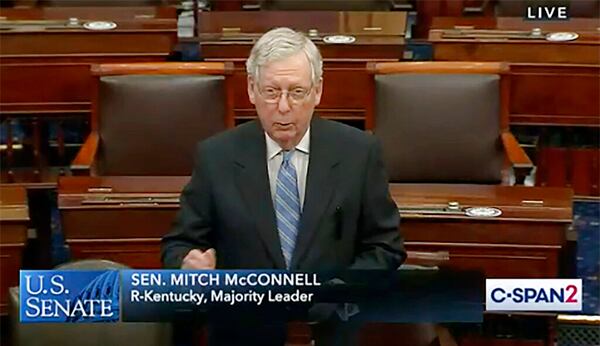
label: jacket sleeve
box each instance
[161,143,214,269]
[350,137,406,270]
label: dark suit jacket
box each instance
[161,116,405,271]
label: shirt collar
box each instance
[265,127,310,160]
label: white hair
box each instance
[246,27,323,85]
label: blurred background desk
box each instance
[424,16,600,198]
[197,11,408,126]
[0,185,29,315]
[392,183,573,278]
[0,6,178,182]
[58,176,187,268]
[392,183,573,346]
[429,17,599,64]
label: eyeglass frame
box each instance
[253,80,315,105]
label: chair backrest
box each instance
[367,62,509,184]
[91,62,234,176]
[56,259,130,270]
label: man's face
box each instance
[247,52,322,150]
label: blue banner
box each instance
[20,269,484,323]
[20,270,120,323]
[120,269,484,323]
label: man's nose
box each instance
[277,93,291,113]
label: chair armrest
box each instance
[71,132,99,175]
[404,251,450,268]
[501,131,534,185]
[501,131,532,166]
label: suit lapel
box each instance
[291,117,340,269]
[234,121,287,269]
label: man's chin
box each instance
[272,133,297,149]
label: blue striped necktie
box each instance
[275,150,301,269]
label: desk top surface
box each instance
[0,6,177,32]
[0,185,29,221]
[431,17,599,31]
[58,177,573,222]
[59,176,189,194]
[391,183,572,222]
[429,16,600,44]
[198,11,407,43]
[0,6,177,20]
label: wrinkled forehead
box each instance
[255,52,313,86]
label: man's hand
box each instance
[181,248,217,269]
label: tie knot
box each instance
[282,150,293,164]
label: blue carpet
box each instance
[574,200,600,315]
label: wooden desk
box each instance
[429,17,600,64]
[0,5,177,20]
[58,178,573,345]
[197,11,407,125]
[427,17,600,128]
[0,6,178,116]
[391,184,573,346]
[59,177,573,278]
[392,184,573,278]
[58,176,188,268]
[0,185,29,315]
[0,6,178,181]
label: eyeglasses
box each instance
[256,83,313,105]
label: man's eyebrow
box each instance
[288,83,310,89]
[261,81,310,89]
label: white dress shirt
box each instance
[265,128,310,210]
[266,128,357,319]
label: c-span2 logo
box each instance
[486,279,582,311]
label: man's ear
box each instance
[313,78,323,106]
[247,75,257,105]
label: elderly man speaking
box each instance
[162,27,405,346]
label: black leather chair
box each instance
[367,61,533,185]
[71,62,235,176]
